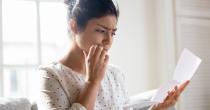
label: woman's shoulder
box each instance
[107,63,120,69]
[107,63,125,73]
[37,61,66,76]
[38,61,58,71]
[107,63,126,80]
[37,61,83,78]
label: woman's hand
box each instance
[83,45,109,84]
[151,80,190,110]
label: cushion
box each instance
[31,101,38,110]
[0,97,31,110]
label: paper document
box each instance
[123,48,202,109]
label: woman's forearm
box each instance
[75,81,100,110]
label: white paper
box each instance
[173,48,202,83]
[123,48,202,109]
[151,80,181,103]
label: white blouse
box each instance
[36,61,133,110]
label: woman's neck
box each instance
[59,40,86,75]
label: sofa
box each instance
[0,89,175,110]
[0,97,37,110]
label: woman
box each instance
[36,0,190,110]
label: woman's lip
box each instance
[103,49,107,51]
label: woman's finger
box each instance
[104,54,109,64]
[171,88,175,93]
[179,80,190,93]
[94,46,103,59]
[99,50,107,61]
[88,45,98,59]
[174,86,180,101]
[168,91,176,106]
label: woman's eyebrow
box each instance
[96,24,117,31]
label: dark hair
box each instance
[63,0,119,38]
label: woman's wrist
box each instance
[85,80,101,87]
[149,104,163,110]
[74,80,100,110]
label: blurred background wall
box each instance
[0,0,209,110]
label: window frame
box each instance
[0,0,64,97]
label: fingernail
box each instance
[95,45,98,48]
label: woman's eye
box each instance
[111,33,116,36]
[97,30,116,36]
[97,30,104,33]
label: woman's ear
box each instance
[69,19,78,34]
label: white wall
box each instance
[108,0,176,96]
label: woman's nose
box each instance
[103,33,112,45]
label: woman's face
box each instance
[75,14,117,53]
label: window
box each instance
[0,0,69,102]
